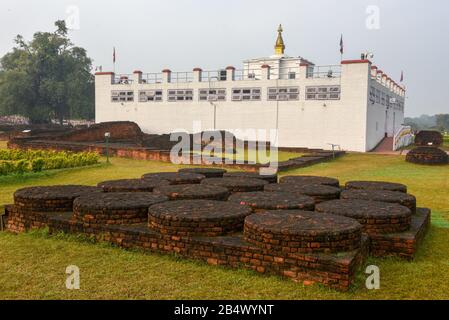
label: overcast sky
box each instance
[1,0,448,117]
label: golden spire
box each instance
[274,24,285,55]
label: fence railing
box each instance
[141,73,163,84]
[201,70,227,82]
[113,74,134,85]
[111,65,343,84]
[170,71,193,83]
[393,125,414,151]
[307,65,341,79]
[271,67,300,80]
[235,69,262,81]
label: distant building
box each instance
[95,25,407,152]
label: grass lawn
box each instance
[0,149,449,299]
[194,148,302,164]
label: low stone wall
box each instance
[7,137,345,173]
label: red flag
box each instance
[340,34,344,55]
[113,47,116,64]
[400,70,404,82]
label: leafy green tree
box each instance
[435,114,449,132]
[0,20,94,123]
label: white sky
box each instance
[1,0,448,117]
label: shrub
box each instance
[31,158,45,172]
[0,149,99,176]
[15,159,30,174]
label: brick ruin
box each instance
[414,130,444,147]
[406,146,448,165]
[5,121,346,172]
[406,130,448,165]
[2,172,431,291]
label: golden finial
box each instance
[274,24,285,55]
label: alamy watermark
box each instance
[169,122,280,174]
[365,265,380,289]
[65,5,80,30]
[366,5,381,30]
[65,265,80,290]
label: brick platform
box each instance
[141,172,205,184]
[41,211,369,291]
[73,192,168,226]
[369,208,431,260]
[228,192,315,211]
[345,181,407,193]
[148,200,251,236]
[340,189,417,214]
[14,185,103,212]
[178,167,227,178]
[405,146,449,165]
[153,184,230,200]
[223,172,278,183]
[98,178,170,192]
[315,199,412,234]
[414,130,443,146]
[264,183,341,203]
[201,177,268,193]
[279,175,340,187]
[4,174,432,290]
[244,210,362,254]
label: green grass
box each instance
[1,150,449,299]
[194,148,302,164]
[442,135,449,151]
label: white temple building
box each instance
[95,25,409,152]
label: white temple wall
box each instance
[95,60,404,152]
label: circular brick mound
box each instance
[244,210,362,254]
[201,177,268,193]
[73,192,168,225]
[315,199,411,234]
[345,180,407,193]
[279,175,340,187]
[14,185,103,212]
[340,189,417,214]
[141,172,205,184]
[153,184,230,200]
[405,146,448,165]
[228,192,315,211]
[178,167,227,178]
[98,178,170,192]
[223,171,278,183]
[415,130,443,146]
[148,200,252,236]
[264,183,340,203]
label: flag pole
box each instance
[339,34,344,62]
[113,47,116,74]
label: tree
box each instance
[0,20,94,124]
[435,114,449,132]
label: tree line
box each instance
[405,114,449,133]
[0,20,94,124]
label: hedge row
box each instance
[0,151,99,176]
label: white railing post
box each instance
[261,64,270,80]
[162,69,171,83]
[193,67,202,82]
[133,70,142,84]
[299,62,309,80]
[226,66,235,81]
